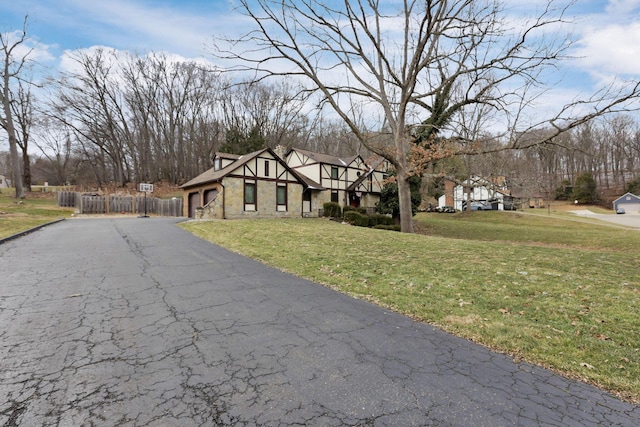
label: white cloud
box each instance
[14,0,244,60]
[569,0,640,85]
[1,29,56,73]
[605,0,640,14]
[573,22,640,77]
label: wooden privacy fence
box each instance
[57,191,183,216]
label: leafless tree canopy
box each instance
[44,49,315,187]
[213,0,640,232]
[1,17,33,198]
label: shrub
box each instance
[373,224,401,231]
[555,180,572,200]
[572,173,599,203]
[343,205,368,215]
[323,202,342,218]
[626,177,640,195]
[344,210,370,227]
[368,214,394,226]
[376,173,422,219]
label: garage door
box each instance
[618,203,640,214]
[188,192,200,218]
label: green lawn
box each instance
[181,211,640,402]
[0,190,74,239]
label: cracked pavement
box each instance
[1,218,638,426]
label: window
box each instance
[264,160,270,177]
[277,184,287,210]
[214,158,221,171]
[244,181,256,210]
[331,166,338,179]
[331,190,339,203]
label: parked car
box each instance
[616,207,625,214]
[437,205,456,213]
[470,202,492,211]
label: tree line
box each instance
[39,49,364,188]
[2,41,364,192]
[447,116,640,203]
[1,45,639,203]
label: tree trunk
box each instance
[22,150,31,191]
[396,167,414,233]
[7,133,24,198]
[3,98,24,198]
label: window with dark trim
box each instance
[331,190,339,203]
[244,181,256,210]
[264,160,270,177]
[276,184,287,208]
[331,166,339,179]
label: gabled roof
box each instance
[613,192,640,203]
[181,149,264,189]
[346,157,387,192]
[214,152,241,161]
[286,147,360,168]
[181,147,324,191]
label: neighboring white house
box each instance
[438,176,514,211]
[0,174,9,189]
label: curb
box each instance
[0,218,66,245]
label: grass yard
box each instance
[181,211,640,402]
[0,189,74,239]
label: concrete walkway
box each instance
[0,218,638,426]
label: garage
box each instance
[619,203,640,214]
[613,192,640,214]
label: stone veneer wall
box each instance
[222,177,304,219]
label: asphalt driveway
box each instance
[569,210,640,229]
[0,218,638,426]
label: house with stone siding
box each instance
[181,147,389,219]
[284,148,388,213]
[181,147,316,219]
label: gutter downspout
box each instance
[221,182,226,219]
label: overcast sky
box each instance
[1,0,639,122]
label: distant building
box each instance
[438,176,516,211]
[612,192,640,214]
[0,174,9,189]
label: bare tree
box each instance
[0,17,33,198]
[214,0,640,232]
[121,53,227,182]
[50,50,232,186]
[33,116,74,185]
[12,79,35,191]
[218,79,311,154]
[50,48,135,187]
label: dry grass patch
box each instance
[0,190,73,239]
